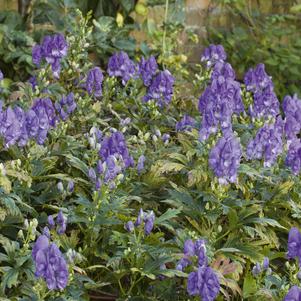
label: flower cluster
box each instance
[198,49,243,140]
[86,67,104,97]
[88,130,134,189]
[244,64,279,118]
[107,51,136,85]
[55,93,77,121]
[283,286,301,301]
[247,117,284,167]
[252,257,269,276]
[282,94,301,142]
[175,114,196,132]
[143,70,175,107]
[287,227,301,265]
[138,56,158,87]
[47,211,67,235]
[176,239,220,301]
[32,34,68,77]
[32,234,68,290]
[209,133,242,184]
[0,97,61,147]
[201,44,227,67]
[124,208,155,236]
[286,140,301,175]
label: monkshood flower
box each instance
[187,266,220,301]
[177,239,207,271]
[42,226,50,238]
[209,132,242,184]
[283,286,301,301]
[244,63,273,93]
[29,76,37,88]
[287,227,301,264]
[32,34,68,77]
[107,51,136,85]
[201,44,227,67]
[162,133,170,144]
[0,69,3,81]
[211,61,236,81]
[67,180,74,193]
[286,140,301,175]
[143,70,175,107]
[283,94,301,141]
[247,117,284,167]
[138,56,158,87]
[125,221,134,232]
[48,215,55,229]
[252,262,261,276]
[137,155,146,174]
[86,67,104,97]
[263,257,269,270]
[32,98,57,144]
[32,235,68,290]
[134,208,144,227]
[55,93,76,121]
[56,211,67,235]
[249,85,279,118]
[99,131,134,168]
[144,210,155,236]
[176,114,196,132]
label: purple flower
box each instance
[201,44,227,67]
[107,51,136,85]
[56,211,67,235]
[29,76,37,88]
[262,257,269,270]
[134,208,144,227]
[43,226,50,238]
[176,115,196,132]
[32,238,69,290]
[144,210,155,236]
[95,178,102,191]
[252,262,261,276]
[96,160,104,174]
[32,98,57,144]
[88,168,97,182]
[48,215,55,229]
[138,56,158,87]
[143,70,175,107]
[176,257,191,271]
[283,286,301,301]
[137,155,146,174]
[103,155,122,183]
[99,131,134,169]
[0,69,3,81]
[86,67,104,97]
[211,62,235,81]
[32,34,68,77]
[162,133,170,144]
[286,139,301,175]
[287,227,301,261]
[55,93,76,121]
[67,180,74,193]
[283,94,301,141]
[244,63,272,93]
[184,240,195,257]
[187,266,220,301]
[247,117,284,167]
[209,132,242,184]
[125,221,134,232]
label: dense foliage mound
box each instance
[1,12,301,301]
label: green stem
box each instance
[162,0,169,57]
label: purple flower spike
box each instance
[143,70,175,107]
[138,56,158,87]
[187,266,220,301]
[262,257,269,270]
[88,168,97,182]
[209,132,242,184]
[201,44,227,67]
[286,139,301,175]
[252,262,261,276]
[134,208,144,227]
[56,211,67,235]
[67,180,74,193]
[144,210,155,236]
[184,240,195,257]
[48,215,55,229]
[86,67,104,97]
[288,227,301,261]
[107,51,136,85]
